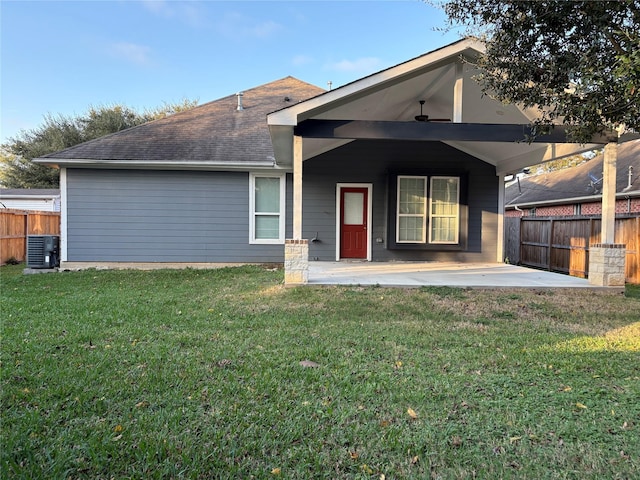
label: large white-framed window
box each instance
[396,176,427,243]
[395,175,460,245]
[249,173,285,244]
[429,176,460,244]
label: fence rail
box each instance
[0,209,61,265]
[505,215,639,284]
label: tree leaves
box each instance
[0,100,198,188]
[438,0,640,142]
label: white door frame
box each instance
[335,183,373,261]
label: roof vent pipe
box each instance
[622,165,634,192]
[236,92,243,111]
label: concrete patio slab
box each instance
[308,261,617,290]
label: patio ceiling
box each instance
[268,38,607,175]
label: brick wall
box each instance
[507,198,640,217]
[535,204,575,216]
[581,202,601,215]
[504,209,524,218]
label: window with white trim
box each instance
[395,175,460,245]
[250,173,285,244]
[429,176,460,244]
[397,176,427,243]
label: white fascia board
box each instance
[0,194,60,200]
[267,38,485,127]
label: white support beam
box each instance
[601,142,617,244]
[293,135,303,239]
[497,174,505,262]
[453,61,463,123]
[59,167,68,262]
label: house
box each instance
[0,189,61,212]
[505,140,640,217]
[35,38,626,285]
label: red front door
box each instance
[340,187,368,259]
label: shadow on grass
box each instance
[625,283,640,299]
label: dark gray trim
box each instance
[294,120,616,144]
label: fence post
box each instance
[515,217,521,264]
[547,219,553,271]
[24,212,29,262]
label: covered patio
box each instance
[268,38,628,289]
[308,261,620,290]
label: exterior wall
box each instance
[0,198,60,212]
[302,140,499,263]
[66,169,292,263]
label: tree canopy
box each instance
[435,0,639,142]
[0,100,197,188]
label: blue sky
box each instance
[1,0,462,143]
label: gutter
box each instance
[505,190,640,210]
[32,158,285,172]
[0,194,61,200]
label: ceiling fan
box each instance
[414,100,451,122]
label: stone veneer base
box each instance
[588,244,626,287]
[284,239,309,285]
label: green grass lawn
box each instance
[1,264,639,479]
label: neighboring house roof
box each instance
[0,188,61,212]
[0,188,61,198]
[35,77,325,169]
[505,139,640,207]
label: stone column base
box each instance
[284,239,309,285]
[588,244,626,286]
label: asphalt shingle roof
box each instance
[505,139,640,205]
[40,77,324,165]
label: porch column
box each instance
[285,134,309,285]
[293,134,303,240]
[589,141,626,286]
[601,142,617,244]
[497,173,505,262]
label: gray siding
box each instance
[66,169,292,262]
[303,140,499,262]
[66,140,499,264]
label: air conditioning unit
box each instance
[27,235,60,269]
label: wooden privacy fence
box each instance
[505,215,640,284]
[0,209,61,265]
